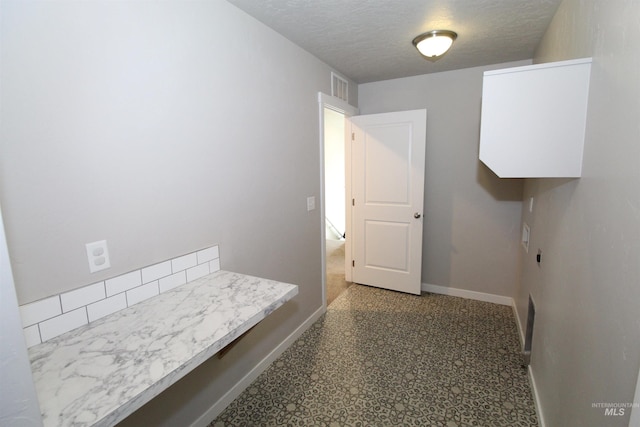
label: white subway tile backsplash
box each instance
[197,246,219,264]
[127,282,159,306]
[106,271,142,297]
[87,294,127,323]
[22,245,220,346]
[171,253,197,272]
[141,261,171,284]
[61,282,105,313]
[20,296,61,328]
[186,263,209,282]
[159,271,187,293]
[23,325,41,348]
[39,308,88,342]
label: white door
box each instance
[348,109,426,295]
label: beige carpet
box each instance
[325,239,352,306]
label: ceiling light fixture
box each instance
[412,30,458,59]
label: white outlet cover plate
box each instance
[86,240,111,273]
[307,196,316,211]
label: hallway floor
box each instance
[325,239,351,306]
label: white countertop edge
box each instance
[28,270,299,427]
[97,285,298,427]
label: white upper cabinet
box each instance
[479,58,592,178]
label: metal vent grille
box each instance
[331,72,348,102]
[523,295,535,366]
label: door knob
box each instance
[414,212,421,219]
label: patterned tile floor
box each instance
[211,285,538,426]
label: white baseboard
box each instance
[190,305,326,427]
[512,300,546,427]
[510,296,545,427]
[527,365,546,427]
[421,282,513,306]
[512,299,526,347]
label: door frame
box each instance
[318,92,358,309]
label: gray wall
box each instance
[1,0,356,305]
[515,0,640,426]
[0,1,356,425]
[358,63,527,298]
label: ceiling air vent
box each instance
[331,72,348,102]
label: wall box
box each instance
[479,58,592,178]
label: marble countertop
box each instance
[28,270,298,427]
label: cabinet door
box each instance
[479,58,591,178]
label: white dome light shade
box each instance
[412,30,458,59]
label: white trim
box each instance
[343,113,353,283]
[421,282,513,306]
[318,92,356,116]
[318,92,358,305]
[508,295,546,427]
[512,299,526,347]
[190,304,326,427]
[630,366,640,427]
[527,365,546,427]
[483,57,592,76]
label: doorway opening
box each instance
[324,107,350,305]
[318,93,357,308]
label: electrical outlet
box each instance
[86,240,111,273]
[307,196,316,211]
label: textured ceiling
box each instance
[226,0,562,83]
